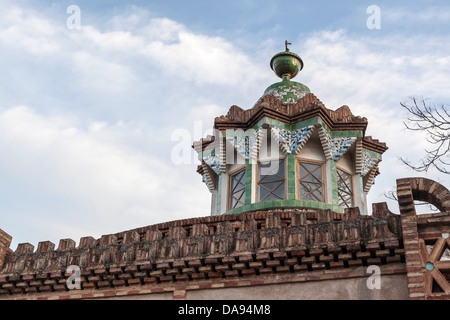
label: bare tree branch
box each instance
[399,96,450,174]
[383,189,438,212]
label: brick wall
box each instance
[0,229,12,271]
[0,177,448,300]
[397,177,450,300]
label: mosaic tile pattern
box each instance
[363,163,378,192]
[227,136,247,158]
[319,127,356,160]
[263,79,311,105]
[329,137,357,160]
[197,146,217,159]
[226,129,260,160]
[265,85,308,104]
[248,130,259,156]
[361,149,380,176]
[203,154,221,175]
[201,160,217,193]
[202,174,214,192]
[271,125,314,154]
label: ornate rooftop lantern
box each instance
[194,43,387,216]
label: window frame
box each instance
[256,158,287,202]
[336,166,354,209]
[296,158,327,202]
[227,167,247,210]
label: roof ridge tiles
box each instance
[214,92,369,133]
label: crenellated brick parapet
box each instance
[0,177,448,300]
[0,229,12,271]
[0,205,403,298]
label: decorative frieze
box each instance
[361,149,381,176]
[270,125,315,154]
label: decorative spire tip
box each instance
[285,40,291,52]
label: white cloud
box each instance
[298,29,450,211]
[70,50,137,94]
[0,5,59,55]
[0,3,263,249]
[78,18,268,87]
[0,106,210,247]
[0,2,449,250]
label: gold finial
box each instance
[285,40,291,52]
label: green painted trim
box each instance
[252,118,266,130]
[224,128,259,138]
[318,119,331,135]
[251,117,291,131]
[292,117,320,130]
[330,160,339,206]
[331,130,363,138]
[286,154,296,200]
[216,175,222,215]
[223,199,345,215]
[244,159,252,205]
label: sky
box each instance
[0,0,449,250]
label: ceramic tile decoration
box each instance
[226,129,260,159]
[248,129,259,157]
[6,44,444,302]
[194,47,388,218]
[264,82,309,104]
[363,163,378,193]
[271,125,314,154]
[202,174,214,192]
[320,127,357,161]
[203,154,221,175]
[329,137,357,161]
[226,136,247,158]
[261,50,311,105]
[361,149,380,176]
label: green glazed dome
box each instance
[263,77,310,105]
[261,46,309,105]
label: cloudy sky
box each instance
[0,0,449,249]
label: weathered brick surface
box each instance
[396,177,450,300]
[0,230,12,270]
[0,177,447,300]
[0,206,403,298]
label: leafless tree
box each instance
[383,188,438,212]
[382,97,448,211]
[399,97,450,174]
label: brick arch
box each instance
[396,177,450,300]
[397,177,450,213]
